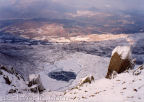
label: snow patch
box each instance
[112,46,131,59]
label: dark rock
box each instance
[0,65,25,81]
[3,76,11,85]
[8,89,17,94]
[0,70,3,75]
[133,65,144,76]
[0,66,11,73]
[133,89,138,92]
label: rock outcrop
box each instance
[69,75,95,91]
[106,46,135,79]
[0,65,27,93]
[79,75,94,86]
[28,74,45,93]
[0,65,46,94]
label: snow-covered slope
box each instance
[2,64,143,102]
[39,52,109,91]
[0,52,109,98]
[63,65,144,102]
[0,48,144,102]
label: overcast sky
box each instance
[52,0,144,10]
[0,0,144,19]
[0,0,143,9]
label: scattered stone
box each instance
[122,81,126,84]
[90,95,95,97]
[94,92,100,94]
[116,80,121,81]
[138,97,141,100]
[132,80,136,83]
[133,65,144,76]
[133,89,138,92]
[82,96,86,99]
[0,70,3,75]
[73,97,76,100]
[8,89,17,94]
[123,87,127,90]
[127,96,134,98]
[64,91,67,95]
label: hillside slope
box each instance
[62,65,144,102]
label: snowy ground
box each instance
[0,33,144,101]
[39,52,109,91]
[0,52,109,101]
[0,64,144,102]
[63,65,144,102]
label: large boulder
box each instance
[28,74,45,93]
[106,46,135,79]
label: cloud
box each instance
[0,0,144,19]
[0,0,73,19]
[52,0,144,10]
